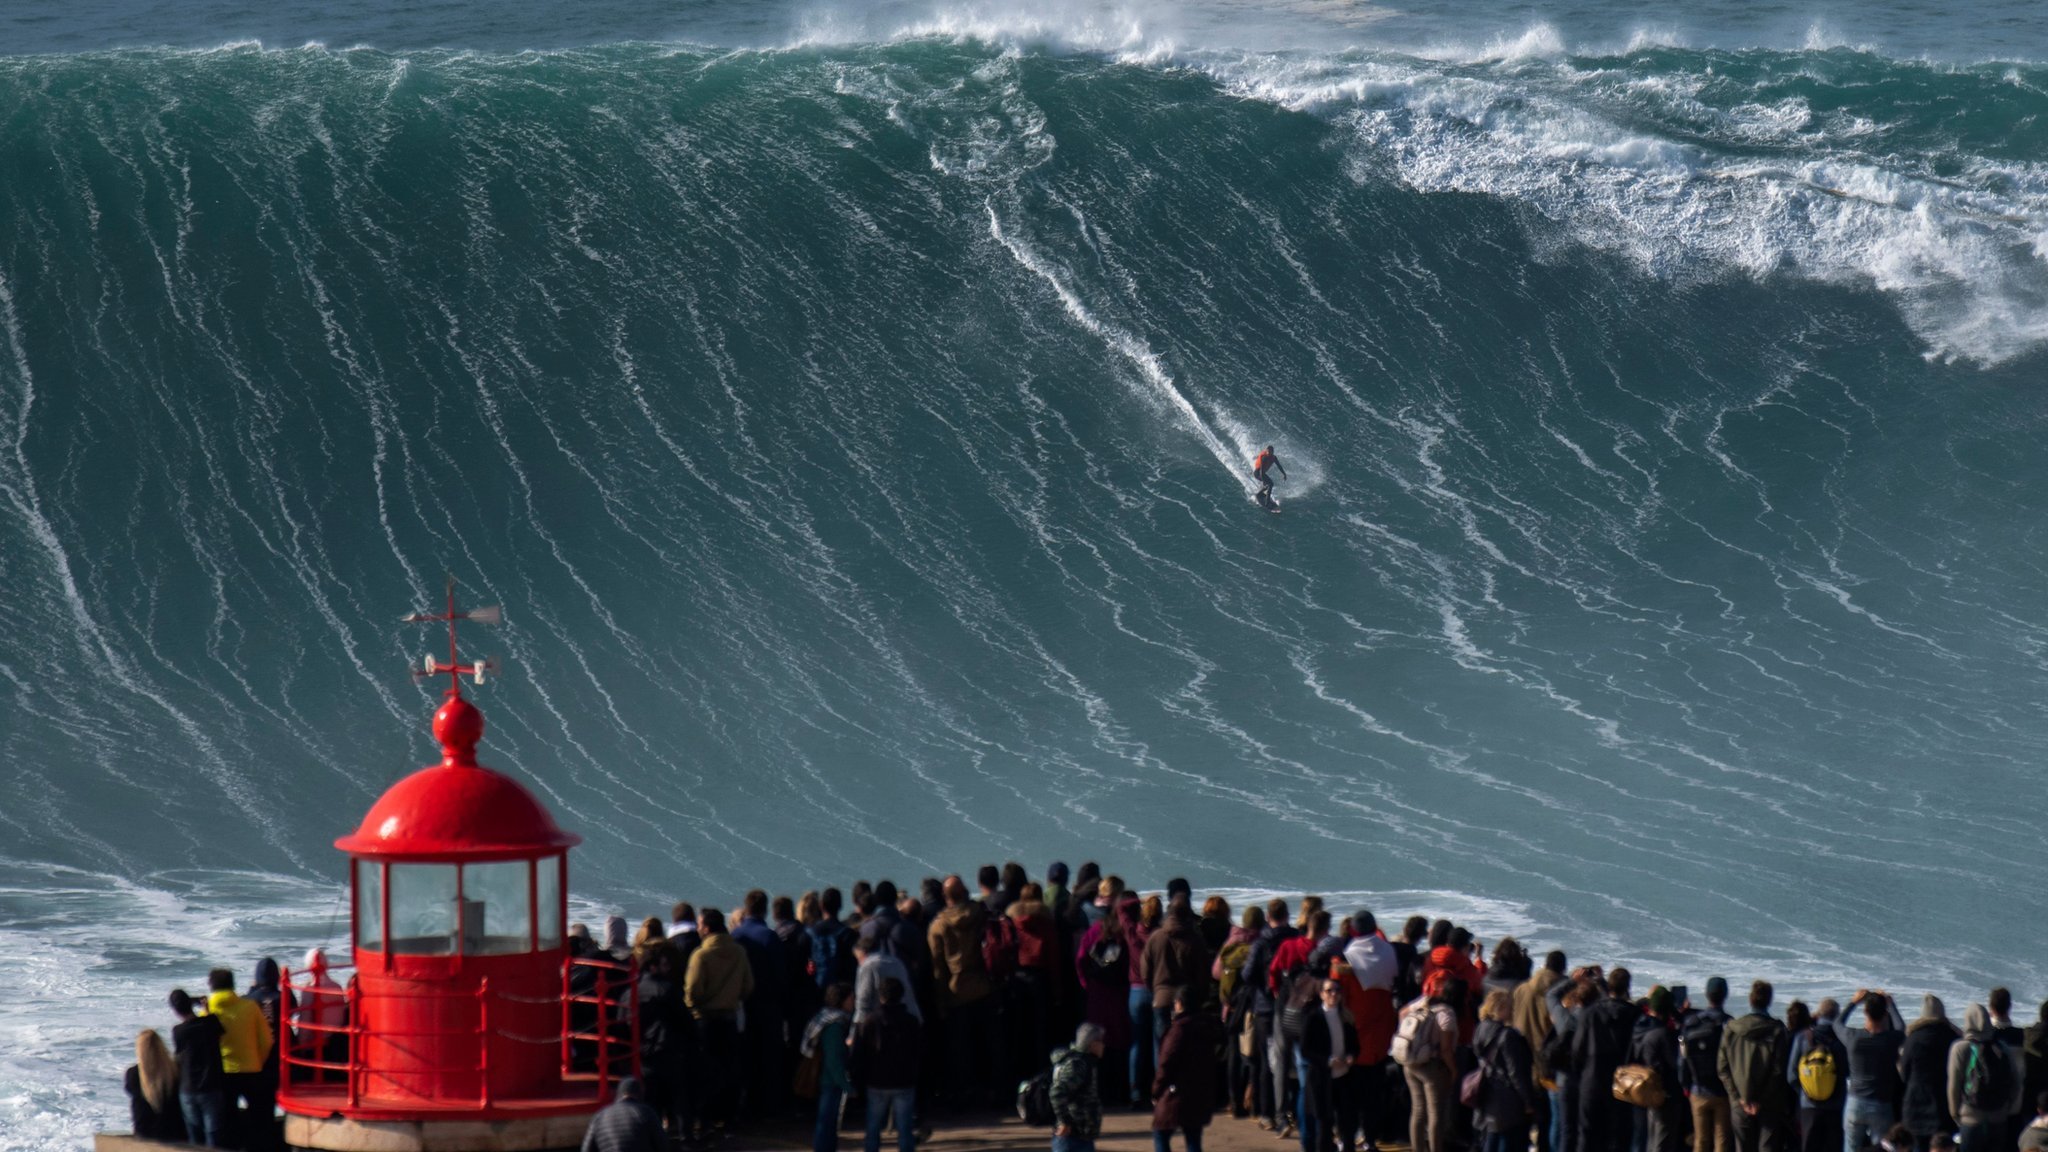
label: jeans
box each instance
[1958,1121,2002,1152]
[1130,987,1155,1103]
[815,1084,845,1152]
[1484,1131,1519,1152]
[864,1087,915,1152]
[1550,1087,1568,1152]
[180,1091,228,1148]
[1054,1137,1099,1152]
[1154,1003,1175,1069]
[1843,1099,1892,1152]
[1156,1127,1207,1152]
[1252,1015,1277,1120]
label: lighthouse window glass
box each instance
[356,861,384,952]
[460,860,532,955]
[387,863,458,954]
[536,855,562,947]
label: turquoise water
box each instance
[3,2,2048,1145]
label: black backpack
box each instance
[1962,1042,2012,1113]
[1277,968,1320,1043]
[1017,1069,1054,1127]
[1680,1012,1725,1090]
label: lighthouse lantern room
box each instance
[278,583,639,1151]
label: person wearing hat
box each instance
[581,1077,662,1152]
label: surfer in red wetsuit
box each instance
[1252,445,1287,505]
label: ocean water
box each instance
[4,0,2048,1145]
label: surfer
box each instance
[1252,445,1287,507]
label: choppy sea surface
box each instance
[5,0,2048,1145]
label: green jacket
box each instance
[1719,1011,1789,1110]
[1050,1046,1101,1137]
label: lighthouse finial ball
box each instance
[433,693,484,765]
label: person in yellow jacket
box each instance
[207,968,274,1149]
[682,910,753,1135]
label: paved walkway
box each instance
[741,1109,1408,1152]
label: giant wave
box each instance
[4,32,2048,1147]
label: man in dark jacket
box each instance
[1903,998,1962,1152]
[2025,1004,2048,1138]
[1830,991,1906,1152]
[633,947,691,1143]
[927,875,997,1105]
[1684,978,1736,1152]
[1574,968,1644,1152]
[811,889,858,991]
[582,1077,663,1152]
[733,890,787,1119]
[851,980,923,1152]
[1244,901,1297,1129]
[1633,988,1687,1152]
[1720,982,1790,1152]
[1142,900,1212,1065]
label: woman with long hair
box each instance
[126,1029,186,1141]
[1077,891,1136,1104]
[1218,906,1267,1118]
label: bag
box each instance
[1797,1038,1840,1103]
[1680,1013,1725,1094]
[1238,1009,1256,1058]
[1391,998,1441,1068]
[1613,1063,1667,1110]
[791,1051,821,1100]
[1460,1067,1486,1109]
[1963,1042,2012,1113]
[1086,935,1123,972]
[1017,1069,1055,1127]
[983,915,1021,984]
[1217,941,1253,1002]
[1278,969,1319,1043]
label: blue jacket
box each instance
[732,916,784,1016]
[1788,1018,1847,1111]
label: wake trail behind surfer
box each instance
[1252,445,1287,507]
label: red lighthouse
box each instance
[279,584,638,1150]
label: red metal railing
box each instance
[278,955,639,1112]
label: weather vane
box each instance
[401,575,501,695]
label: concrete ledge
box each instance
[94,1137,206,1152]
[282,1114,592,1152]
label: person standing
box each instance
[1685,980,1737,1152]
[1903,998,1962,1152]
[125,1029,188,1142]
[1154,986,1228,1152]
[1475,990,1539,1152]
[1830,991,1906,1152]
[1573,968,1643,1152]
[851,980,922,1152]
[854,926,922,1026]
[1633,989,1687,1152]
[733,889,789,1120]
[1514,952,1567,1152]
[169,989,228,1148]
[1991,991,2028,1152]
[1395,973,1461,1152]
[802,983,854,1152]
[1721,981,1791,1152]
[1949,1005,2024,1152]
[1790,999,1848,1152]
[1142,898,1212,1071]
[207,967,273,1150]
[634,946,691,1144]
[1052,1024,1108,1152]
[1297,979,1358,1152]
[1012,883,1060,1079]
[1245,900,1298,1131]
[927,875,995,1106]
[686,909,755,1140]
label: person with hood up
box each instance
[1052,1023,1106,1152]
[291,948,348,1083]
[1903,997,1963,1152]
[1720,981,1791,1152]
[1154,985,1229,1152]
[1948,1004,2025,1152]
[1421,923,1487,1044]
[1076,897,1135,1106]
[1632,988,1687,1152]
[1336,912,1399,1147]
[1474,989,1539,1152]
[207,967,273,1150]
[1572,967,1643,1152]
[604,915,633,963]
[581,1076,663,1152]
[2016,1093,2048,1152]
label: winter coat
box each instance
[172,1015,226,1095]
[1244,924,1297,1017]
[1075,920,1133,1048]
[1425,945,1488,1042]
[207,988,273,1075]
[125,1065,187,1141]
[1948,1005,2026,1127]
[1009,899,1058,973]
[1902,1009,1961,1136]
[2018,1115,2048,1152]
[1140,913,1211,1009]
[732,916,785,1018]
[854,951,922,1024]
[849,1002,922,1090]
[926,902,992,1008]
[684,932,755,1020]
[1719,1011,1790,1113]
[1631,1016,1682,1104]
[1513,968,1564,1084]
[635,971,691,1065]
[1153,1010,1228,1131]
[1198,913,1230,957]
[808,916,857,990]
[1571,995,1644,1102]
[1474,1019,1538,1133]
[580,1095,664,1152]
[1050,1046,1102,1137]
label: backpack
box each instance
[1086,934,1123,973]
[1391,998,1441,1068]
[983,914,1020,983]
[1278,968,1319,1043]
[1680,1013,1725,1092]
[1797,1036,1840,1103]
[809,922,854,988]
[1962,1042,2012,1113]
[1017,1068,1055,1127]
[1217,941,1253,1002]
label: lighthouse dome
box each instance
[334,693,580,860]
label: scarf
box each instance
[802,1007,850,1058]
